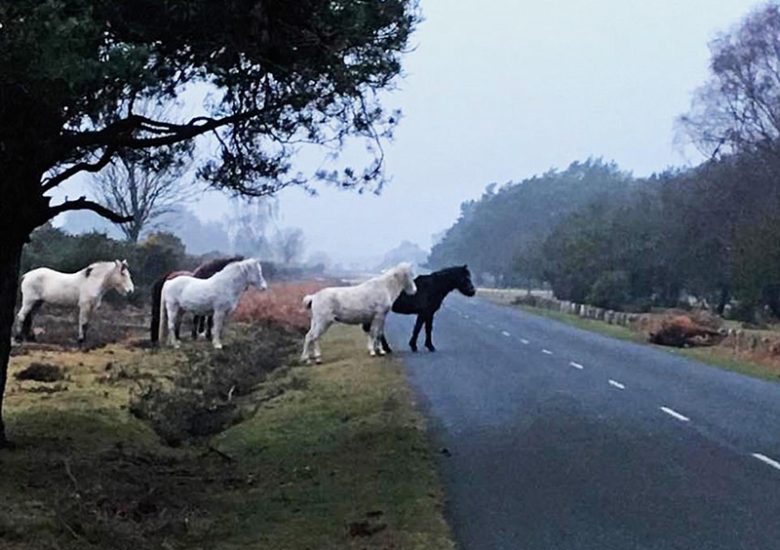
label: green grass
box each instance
[511,304,780,382]
[0,326,454,550]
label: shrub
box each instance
[586,271,632,311]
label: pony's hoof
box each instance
[377,349,386,356]
[409,345,418,353]
[369,350,377,357]
[213,344,224,350]
[426,345,436,352]
[315,357,323,365]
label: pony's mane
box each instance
[193,256,244,279]
[431,265,468,278]
[382,262,413,276]
[83,261,118,278]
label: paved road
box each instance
[384,295,780,550]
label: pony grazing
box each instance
[149,256,244,344]
[364,265,475,353]
[159,258,267,349]
[301,262,417,364]
[15,260,135,344]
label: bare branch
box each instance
[47,196,133,224]
[42,148,116,192]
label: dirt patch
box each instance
[14,362,65,382]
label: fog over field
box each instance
[51,0,756,267]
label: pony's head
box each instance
[454,265,476,297]
[108,260,134,295]
[244,259,268,291]
[394,262,417,295]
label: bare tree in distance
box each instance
[679,2,780,158]
[273,227,305,265]
[225,198,279,258]
[92,150,196,242]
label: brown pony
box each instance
[150,256,243,344]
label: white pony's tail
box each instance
[302,295,313,310]
[158,282,168,344]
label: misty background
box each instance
[49,0,756,268]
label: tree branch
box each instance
[42,148,116,193]
[47,196,133,224]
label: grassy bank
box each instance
[1,325,453,549]
[487,300,780,382]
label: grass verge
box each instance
[510,304,780,382]
[1,325,454,549]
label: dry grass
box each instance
[234,281,337,329]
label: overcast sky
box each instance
[53,0,759,265]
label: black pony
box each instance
[363,265,476,353]
[149,256,244,344]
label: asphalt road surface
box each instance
[384,295,780,550]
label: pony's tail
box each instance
[302,295,313,310]
[157,281,168,345]
[150,275,167,344]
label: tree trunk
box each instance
[0,236,24,448]
[716,285,731,316]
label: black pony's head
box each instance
[442,265,475,297]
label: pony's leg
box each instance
[15,299,43,342]
[191,315,199,340]
[167,306,182,349]
[424,314,436,352]
[302,318,330,364]
[408,315,424,352]
[380,333,393,354]
[211,310,226,349]
[367,315,385,356]
[77,302,94,344]
[174,314,183,341]
[206,316,213,340]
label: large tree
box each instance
[679,2,780,158]
[0,0,419,447]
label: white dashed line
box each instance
[608,380,625,390]
[501,331,511,337]
[520,339,530,345]
[542,349,553,355]
[569,362,584,370]
[752,453,780,472]
[660,407,690,422]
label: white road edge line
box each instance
[660,406,690,422]
[501,331,511,337]
[520,339,530,345]
[608,380,625,390]
[569,362,584,370]
[542,349,553,355]
[752,453,780,472]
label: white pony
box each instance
[15,260,135,344]
[301,262,417,364]
[159,258,267,349]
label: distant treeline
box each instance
[428,155,780,320]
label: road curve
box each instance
[384,295,780,550]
